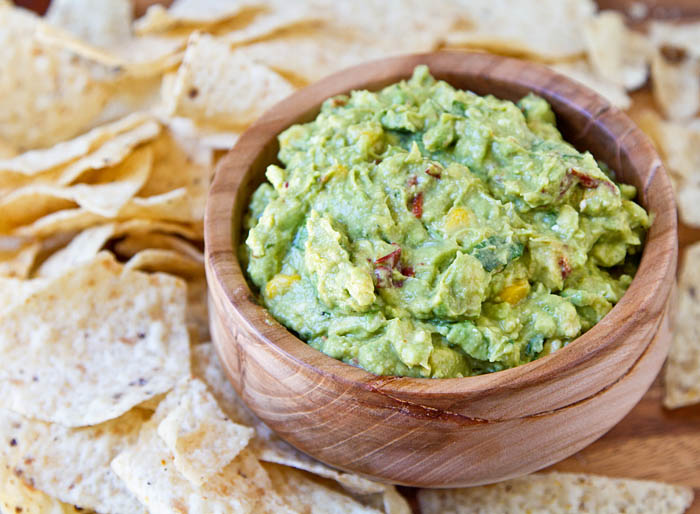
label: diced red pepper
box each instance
[400,265,415,277]
[408,175,418,187]
[411,192,424,218]
[375,244,401,268]
[569,168,600,189]
[559,255,572,279]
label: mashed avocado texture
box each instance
[242,66,650,378]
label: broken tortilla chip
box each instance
[0,251,190,426]
[417,472,694,514]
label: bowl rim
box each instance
[205,51,677,400]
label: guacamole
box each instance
[242,66,650,378]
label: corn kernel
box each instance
[499,279,530,305]
[444,207,472,232]
[265,274,300,299]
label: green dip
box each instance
[241,66,650,378]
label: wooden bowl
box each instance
[205,52,677,487]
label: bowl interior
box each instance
[209,51,676,402]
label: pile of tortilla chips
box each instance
[0,0,697,512]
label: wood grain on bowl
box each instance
[205,52,677,487]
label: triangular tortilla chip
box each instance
[0,252,190,426]
[163,32,295,129]
[0,5,111,149]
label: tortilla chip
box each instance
[0,112,151,176]
[113,217,202,240]
[0,407,147,514]
[125,248,203,277]
[165,115,241,150]
[264,462,383,514]
[14,207,203,239]
[0,241,40,278]
[583,11,650,90]
[135,0,261,34]
[112,417,294,513]
[155,378,255,486]
[0,252,190,426]
[444,0,596,61]
[635,111,700,186]
[0,146,152,233]
[552,61,632,109]
[0,5,111,150]
[52,119,160,186]
[95,75,165,127]
[46,0,132,49]
[219,3,323,48]
[665,243,700,408]
[234,26,388,85]
[0,138,17,159]
[36,20,185,79]
[678,185,700,227]
[35,223,116,277]
[651,49,700,121]
[163,32,295,129]
[114,232,203,261]
[649,20,700,59]
[190,343,386,495]
[382,486,412,514]
[417,472,694,514]
[0,463,89,514]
